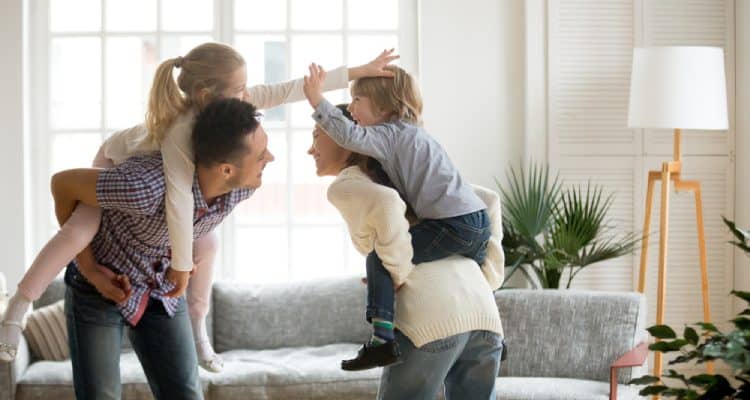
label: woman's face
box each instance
[307,125,352,176]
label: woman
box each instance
[307,105,506,400]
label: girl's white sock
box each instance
[0,292,31,360]
[191,316,215,360]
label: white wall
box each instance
[0,0,27,292]
[419,0,525,190]
[735,1,750,296]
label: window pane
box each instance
[106,0,156,32]
[291,227,349,281]
[347,35,399,66]
[232,130,287,224]
[291,0,342,30]
[162,0,213,31]
[291,130,340,223]
[290,35,343,126]
[106,37,157,130]
[50,0,100,32]
[291,88,347,128]
[161,35,214,59]
[50,38,101,130]
[51,133,102,173]
[234,227,289,283]
[348,0,398,30]
[290,36,343,76]
[234,35,288,122]
[235,0,286,31]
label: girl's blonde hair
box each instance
[146,42,245,144]
[350,65,423,125]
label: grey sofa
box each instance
[1,277,647,400]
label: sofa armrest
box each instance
[609,341,649,400]
[0,334,31,400]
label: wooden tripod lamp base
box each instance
[636,128,713,377]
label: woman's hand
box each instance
[304,63,327,108]
[348,49,400,80]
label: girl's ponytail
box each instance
[145,42,245,144]
[145,57,189,144]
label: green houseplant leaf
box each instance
[498,163,639,289]
[632,218,750,398]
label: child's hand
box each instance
[165,268,191,298]
[349,49,400,80]
[303,63,327,108]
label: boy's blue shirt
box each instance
[312,99,485,220]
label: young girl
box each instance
[0,42,398,372]
[303,64,492,370]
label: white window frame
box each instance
[29,0,418,282]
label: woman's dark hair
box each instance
[336,104,416,220]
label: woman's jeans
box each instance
[366,209,491,322]
[64,267,203,400]
[378,330,503,400]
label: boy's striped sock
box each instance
[369,318,395,346]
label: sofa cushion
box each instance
[209,344,381,400]
[15,351,211,400]
[213,276,371,352]
[494,377,643,400]
[495,289,646,383]
[23,300,68,361]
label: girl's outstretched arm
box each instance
[247,49,399,109]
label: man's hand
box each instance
[79,262,132,304]
[348,49,400,80]
[165,268,191,298]
[303,63,327,109]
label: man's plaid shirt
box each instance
[76,152,252,325]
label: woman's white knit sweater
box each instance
[327,166,505,347]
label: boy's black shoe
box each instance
[341,341,400,371]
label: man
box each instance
[50,98,273,399]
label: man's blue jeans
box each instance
[377,330,503,400]
[366,209,491,322]
[64,266,203,400]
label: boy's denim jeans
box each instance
[64,267,203,400]
[366,209,491,322]
[377,330,503,400]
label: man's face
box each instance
[227,125,274,189]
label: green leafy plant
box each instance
[497,163,639,289]
[630,217,750,399]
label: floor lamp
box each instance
[627,47,728,379]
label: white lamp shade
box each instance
[627,46,728,130]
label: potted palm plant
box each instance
[498,163,639,289]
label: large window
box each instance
[30,0,418,283]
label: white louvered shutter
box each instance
[548,0,638,291]
[547,0,735,357]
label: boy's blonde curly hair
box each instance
[350,65,423,125]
